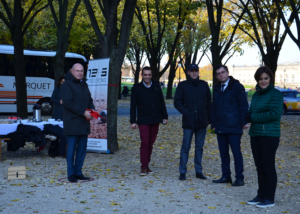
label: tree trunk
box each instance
[54,48,67,84]
[166,63,176,99]
[54,24,69,84]
[13,0,28,118]
[118,71,122,99]
[107,51,119,152]
[263,51,279,85]
[134,48,141,84]
[134,69,140,84]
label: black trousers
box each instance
[250,136,279,201]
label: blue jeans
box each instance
[217,134,244,180]
[179,128,206,174]
[66,135,88,177]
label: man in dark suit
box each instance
[130,66,168,176]
[61,63,95,182]
[211,65,249,186]
[174,64,211,181]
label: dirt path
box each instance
[0,115,299,214]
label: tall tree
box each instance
[275,0,300,50]
[84,0,137,152]
[237,0,296,76]
[177,7,210,77]
[205,0,249,84]
[166,6,209,99]
[135,0,195,81]
[165,48,180,99]
[0,0,48,118]
[48,0,81,84]
[126,16,146,84]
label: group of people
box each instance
[130,64,283,209]
[52,62,282,209]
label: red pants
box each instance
[138,124,159,169]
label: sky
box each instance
[199,23,299,67]
[140,22,299,70]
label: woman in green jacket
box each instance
[244,66,283,208]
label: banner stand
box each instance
[86,58,109,154]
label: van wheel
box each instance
[37,98,52,116]
[282,105,287,115]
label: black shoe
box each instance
[179,173,186,181]
[68,175,78,182]
[231,179,244,186]
[75,174,90,180]
[256,199,275,208]
[212,177,232,183]
[247,196,263,205]
[196,173,207,180]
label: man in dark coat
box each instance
[130,66,168,176]
[211,65,249,186]
[61,63,95,182]
[174,64,211,181]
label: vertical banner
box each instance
[86,58,109,153]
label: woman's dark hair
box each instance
[213,65,228,75]
[254,66,274,83]
[57,76,65,88]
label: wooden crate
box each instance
[8,166,26,180]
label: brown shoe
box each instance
[147,167,154,174]
[140,168,147,176]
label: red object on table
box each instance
[8,117,18,119]
[86,109,101,120]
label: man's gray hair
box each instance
[72,63,83,70]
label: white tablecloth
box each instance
[0,121,63,135]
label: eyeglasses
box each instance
[215,71,226,76]
[73,70,84,73]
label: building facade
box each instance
[228,61,300,87]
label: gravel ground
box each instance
[0,115,300,214]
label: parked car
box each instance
[280,89,300,114]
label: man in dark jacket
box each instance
[61,63,95,182]
[211,65,249,186]
[174,64,211,181]
[130,66,168,176]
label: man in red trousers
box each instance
[130,66,168,176]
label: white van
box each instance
[0,45,87,115]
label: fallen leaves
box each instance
[110,203,120,206]
[59,210,70,213]
[0,115,299,214]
